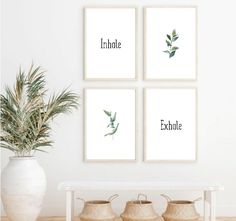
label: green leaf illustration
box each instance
[112,112,116,122]
[163,29,179,58]
[169,51,176,58]
[110,121,115,128]
[103,110,119,138]
[104,123,119,137]
[171,47,179,51]
[103,110,111,117]
[166,40,171,47]
[172,29,176,36]
[167,34,171,41]
[172,36,179,42]
[163,50,170,54]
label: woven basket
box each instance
[161,194,201,221]
[121,218,163,221]
[79,194,118,221]
[121,194,164,221]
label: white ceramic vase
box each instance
[1,156,47,221]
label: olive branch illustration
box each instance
[103,110,119,138]
[163,29,179,58]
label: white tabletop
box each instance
[58,180,224,191]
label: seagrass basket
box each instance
[78,194,118,221]
[121,194,164,221]
[161,194,201,221]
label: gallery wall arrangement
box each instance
[83,6,198,162]
[3,0,236,219]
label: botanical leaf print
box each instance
[103,110,119,138]
[163,29,179,58]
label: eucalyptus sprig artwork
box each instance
[85,89,136,161]
[163,29,179,58]
[103,110,119,137]
[145,7,197,80]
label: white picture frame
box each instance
[144,6,197,80]
[84,7,137,80]
[84,88,137,162]
[144,88,197,162]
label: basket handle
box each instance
[161,194,172,202]
[137,193,148,204]
[137,193,148,201]
[193,197,202,202]
[76,197,85,204]
[108,194,119,202]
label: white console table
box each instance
[58,181,223,221]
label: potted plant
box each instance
[0,65,79,221]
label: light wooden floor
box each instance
[1,217,236,221]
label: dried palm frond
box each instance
[0,64,79,156]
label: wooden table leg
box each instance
[66,190,74,221]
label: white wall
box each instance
[1,0,236,217]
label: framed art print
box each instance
[144,7,197,80]
[144,88,197,161]
[84,7,137,80]
[84,88,136,161]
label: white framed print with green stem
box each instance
[84,88,137,162]
[144,6,197,80]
